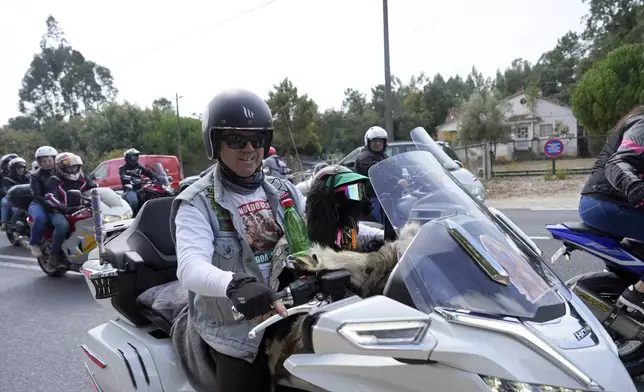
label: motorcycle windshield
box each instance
[84,187,123,208]
[150,163,170,186]
[370,127,569,320]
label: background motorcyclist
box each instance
[44,152,96,268]
[171,88,304,391]
[263,146,291,179]
[305,165,384,251]
[354,126,407,223]
[1,157,29,230]
[119,148,158,213]
[31,160,39,173]
[28,146,58,257]
[579,106,644,315]
[0,154,19,179]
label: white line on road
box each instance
[0,260,39,271]
[529,236,552,240]
[530,207,577,211]
[0,254,37,262]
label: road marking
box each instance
[0,255,37,262]
[529,236,551,240]
[0,260,39,271]
[530,207,577,211]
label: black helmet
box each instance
[313,165,368,189]
[202,89,273,160]
[0,154,19,172]
[124,148,140,164]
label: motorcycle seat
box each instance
[136,280,188,334]
[101,196,179,326]
[561,221,623,239]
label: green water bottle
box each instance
[281,198,311,256]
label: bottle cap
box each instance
[281,198,294,209]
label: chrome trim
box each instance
[84,362,104,392]
[525,301,599,350]
[434,307,603,391]
[81,344,107,368]
[444,219,510,286]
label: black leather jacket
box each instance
[29,168,55,207]
[2,174,29,194]
[119,163,156,189]
[582,116,644,208]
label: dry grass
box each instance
[483,174,588,199]
[492,158,596,172]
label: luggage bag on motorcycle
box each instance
[6,184,33,210]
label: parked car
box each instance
[90,155,182,193]
[337,141,486,202]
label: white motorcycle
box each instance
[6,185,133,277]
[80,127,636,391]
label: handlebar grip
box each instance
[231,306,244,321]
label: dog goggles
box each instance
[334,183,365,201]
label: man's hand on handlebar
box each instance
[226,273,288,322]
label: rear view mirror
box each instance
[66,189,82,207]
[453,160,464,168]
[165,168,170,173]
[167,176,173,182]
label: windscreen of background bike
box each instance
[150,163,170,186]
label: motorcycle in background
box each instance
[548,220,644,376]
[6,184,133,277]
[123,163,174,213]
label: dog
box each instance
[264,221,422,384]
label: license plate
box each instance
[551,245,567,264]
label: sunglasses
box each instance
[220,132,267,150]
[334,183,365,201]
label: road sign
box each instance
[544,138,564,159]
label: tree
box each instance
[571,43,644,135]
[18,16,117,121]
[458,90,512,150]
[266,79,321,157]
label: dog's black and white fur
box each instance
[264,221,421,383]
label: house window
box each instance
[539,124,554,138]
[516,126,529,139]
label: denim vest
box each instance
[170,164,305,362]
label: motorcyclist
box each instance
[31,160,39,173]
[305,165,384,251]
[44,152,96,268]
[28,146,58,257]
[263,146,291,179]
[0,154,19,179]
[1,157,29,230]
[354,126,407,223]
[579,106,644,315]
[119,148,158,213]
[171,88,304,391]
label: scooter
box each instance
[5,184,133,277]
[79,128,636,392]
[548,220,644,377]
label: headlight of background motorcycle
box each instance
[482,375,588,392]
[103,212,132,223]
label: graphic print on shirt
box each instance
[237,199,283,282]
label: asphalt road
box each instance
[0,208,641,391]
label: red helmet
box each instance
[268,146,277,156]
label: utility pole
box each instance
[382,0,394,141]
[175,93,184,179]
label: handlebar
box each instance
[231,269,353,339]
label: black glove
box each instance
[226,273,277,320]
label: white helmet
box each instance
[35,146,58,159]
[363,126,388,147]
[31,160,39,172]
[55,152,83,181]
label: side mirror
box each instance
[346,161,355,168]
[165,168,170,173]
[454,160,465,168]
[66,189,83,207]
[167,176,173,182]
[88,173,96,181]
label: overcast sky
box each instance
[1,0,588,124]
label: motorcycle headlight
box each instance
[103,211,132,223]
[482,375,589,392]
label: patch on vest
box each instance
[267,177,292,201]
[206,186,235,232]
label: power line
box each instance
[116,0,282,64]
